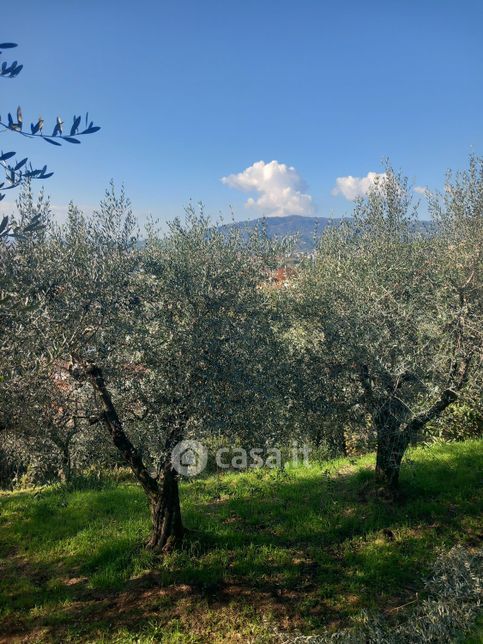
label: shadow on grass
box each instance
[0,440,481,640]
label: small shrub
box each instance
[274,546,482,643]
[428,403,483,443]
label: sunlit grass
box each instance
[0,439,481,642]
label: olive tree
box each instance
[292,161,482,492]
[122,211,284,550]
[37,195,283,551]
[1,35,99,461]
[0,186,99,486]
[0,185,52,436]
[5,365,99,484]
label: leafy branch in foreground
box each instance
[0,42,22,78]
[0,210,44,239]
[1,105,101,145]
[0,40,100,205]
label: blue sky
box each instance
[1,0,482,223]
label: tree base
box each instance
[145,531,183,554]
[358,476,406,504]
[146,466,184,554]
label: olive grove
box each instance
[0,157,481,549]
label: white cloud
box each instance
[414,185,427,195]
[221,160,314,216]
[331,171,386,201]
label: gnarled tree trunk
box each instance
[367,384,411,494]
[373,373,468,492]
[78,362,184,552]
[147,463,183,552]
[59,448,72,484]
[374,424,410,491]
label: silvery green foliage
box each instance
[274,546,482,643]
[0,183,138,484]
[0,364,112,485]
[427,156,483,405]
[0,185,63,484]
[290,159,482,483]
[128,206,288,471]
[0,184,52,429]
[3,186,289,484]
[2,160,480,489]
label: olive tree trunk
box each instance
[59,449,72,484]
[80,362,184,552]
[146,463,183,551]
[373,382,467,493]
[374,424,410,490]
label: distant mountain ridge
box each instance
[218,214,344,251]
[218,214,433,251]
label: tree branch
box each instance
[403,353,473,437]
[79,362,160,500]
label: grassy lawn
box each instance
[0,439,481,642]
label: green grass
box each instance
[0,439,482,642]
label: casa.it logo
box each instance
[171,440,208,477]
